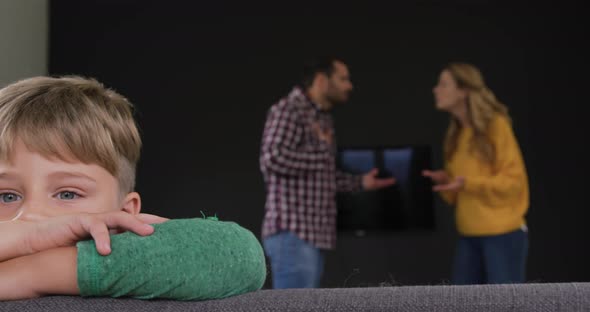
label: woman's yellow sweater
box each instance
[441,115,529,236]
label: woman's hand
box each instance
[422,170,465,192]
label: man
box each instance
[259,57,395,288]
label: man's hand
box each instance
[311,122,333,145]
[1,212,169,261]
[362,168,396,191]
[422,170,465,192]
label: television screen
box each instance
[336,145,434,232]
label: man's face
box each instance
[324,61,353,106]
[0,140,139,222]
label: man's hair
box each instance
[0,76,141,193]
[300,56,345,89]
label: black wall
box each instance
[49,1,589,286]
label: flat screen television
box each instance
[336,145,434,232]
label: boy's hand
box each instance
[25,212,168,257]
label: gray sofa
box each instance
[1,283,588,311]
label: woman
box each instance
[423,63,529,284]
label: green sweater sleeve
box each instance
[76,217,267,300]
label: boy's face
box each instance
[0,140,140,222]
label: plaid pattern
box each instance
[260,87,362,250]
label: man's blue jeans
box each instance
[452,228,528,284]
[263,231,324,288]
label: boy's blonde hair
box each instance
[0,76,141,193]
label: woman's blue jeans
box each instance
[452,228,528,284]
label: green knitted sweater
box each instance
[76,217,266,300]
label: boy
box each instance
[0,76,265,300]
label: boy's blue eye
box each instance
[0,193,21,203]
[58,191,79,200]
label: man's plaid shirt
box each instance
[260,87,362,250]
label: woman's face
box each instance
[433,70,467,112]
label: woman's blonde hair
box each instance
[0,76,141,193]
[443,63,509,164]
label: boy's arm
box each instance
[0,221,37,262]
[77,218,266,300]
[0,213,167,300]
[0,212,165,262]
[0,247,78,300]
[1,218,266,301]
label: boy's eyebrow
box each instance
[47,171,97,184]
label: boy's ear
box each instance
[121,192,141,215]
